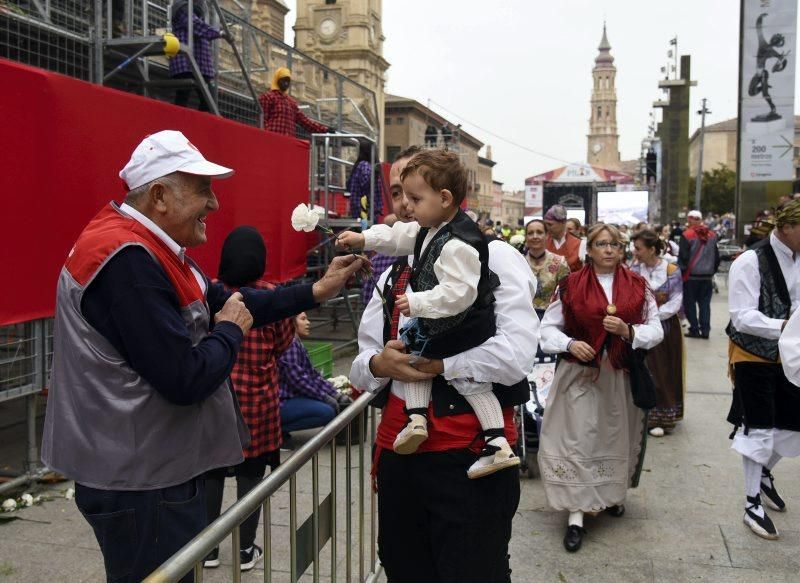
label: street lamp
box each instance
[694,98,711,212]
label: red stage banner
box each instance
[0,59,315,326]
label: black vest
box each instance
[726,239,791,361]
[369,241,529,414]
[407,209,499,359]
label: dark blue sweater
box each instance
[82,246,315,406]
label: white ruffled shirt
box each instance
[539,271,664,354]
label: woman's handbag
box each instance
[628,348,657,410]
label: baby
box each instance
[339,149,518,478]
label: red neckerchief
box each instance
[559,264,647,369]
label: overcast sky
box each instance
[282,1,800,190]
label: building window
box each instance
[396,117,404,124]
[597,106,602,119]
[385,118,392,125]
[387,146,401,162]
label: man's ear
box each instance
[440,188,454,209]
[149,182,169,213]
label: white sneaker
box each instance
[393,414,428,454]
[649,427,665,437]
[467,439,520,479]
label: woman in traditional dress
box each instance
[631,229,685,437]
[525,219,570,319]
[538,223,664,553]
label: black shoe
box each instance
[743,495,779,540]
[761,469,787,512]
[685,331,701,338]
[607,504,625,517]
[563,525,586,552]
[700,332,710,339]
[240,544,263,571]
[203,547,220,568]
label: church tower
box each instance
[293,1,389,139]
[587,24,621,169]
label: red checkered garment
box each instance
[227,280,296,457]
[258,90,328,137]
[390,263,412,340]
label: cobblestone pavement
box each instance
[1,289,799,582]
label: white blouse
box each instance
[540,271,664,354]
[363,220,480,319]
[630,259,683,320]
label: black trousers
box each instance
[683,278,713,334]
[728,362,800,431]
[75,477,205,583]
[376,449,520,583]
[173,72,213,112]
[205,452,280,550]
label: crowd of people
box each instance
[42,128,800,582]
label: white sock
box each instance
[568,511,584,527]
[743,458,765,517]
[403,379,432,412]
[765,452,781,472]
[464,391,505,439]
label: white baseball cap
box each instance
[119,130,234,190]
[687,210,703,219]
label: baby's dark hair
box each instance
[400,149,468,205]
[631,228,664,255]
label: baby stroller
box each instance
[515,353,556,478]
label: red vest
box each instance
[547,232,583,272]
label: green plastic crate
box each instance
[302,341,333,378]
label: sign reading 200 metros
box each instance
[740,0,796,181]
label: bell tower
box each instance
[587,23,621,169]
[293,0,389,138]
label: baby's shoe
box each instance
[467,434,519,479]
[393,409,428,454]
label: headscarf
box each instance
[218,226,266,288]
[271,67,291,92]
[544,204,567,222]
[776,198,800,228]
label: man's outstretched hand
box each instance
[312,255,370,303]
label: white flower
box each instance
[291,203,326,232]
[2,499,17,512]
[328,375,350,389]
[65,488,75,501]
[509,234,525,247]
[20,493,34,507]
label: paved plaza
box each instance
[1,289,799,582]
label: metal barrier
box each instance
[0,0,379,138]
[143,390,382,582]
[0,318,52,494]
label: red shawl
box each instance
[558,264,648,370]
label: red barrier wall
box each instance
[0,59,316,325]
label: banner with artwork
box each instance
[739,0,796,181]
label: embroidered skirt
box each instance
[538,359,646,513]
[646,314,685,429]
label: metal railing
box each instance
[0,318,53,494]
[143,390,382,582]
[0,0,379,138]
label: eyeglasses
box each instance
[593,241,622,249]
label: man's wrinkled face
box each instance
[389,157,413,222]
[160,174,219,248]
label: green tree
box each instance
[689,164,736,215]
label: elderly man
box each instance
[727,198,800,540]
[679,209,720,338]
[544,204,585,272]
[350,146,538,582]
[41,130,364,582]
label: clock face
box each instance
[319,18,337,37]
[592,143,603,154]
